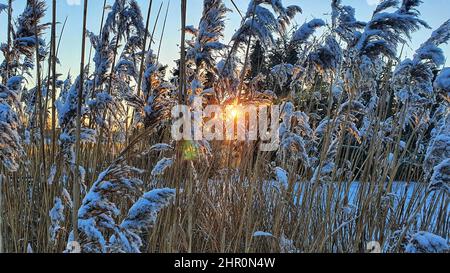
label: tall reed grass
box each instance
[0,0,448,253]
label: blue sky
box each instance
[1,0,449,80]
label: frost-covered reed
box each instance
[0,0,448,253]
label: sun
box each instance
[225,101,243,121]
[229,107,240,119]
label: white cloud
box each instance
[67,0,81,6]
[367,0,381,6]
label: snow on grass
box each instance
[405,231,449,253]
[151,157,174,176]
[253,231,274,237]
